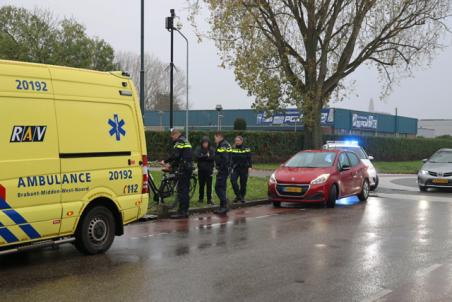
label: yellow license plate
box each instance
[433,178,448,184]
[284,187,303,193]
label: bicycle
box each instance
[148,164,198,210]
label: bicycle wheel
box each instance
[147,172,162,203]
[159,177,178,210]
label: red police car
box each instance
[268,150,370,208]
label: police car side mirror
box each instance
[368,155,374,161]
[422,158,428,163]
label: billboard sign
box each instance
[352,113,378,130]
[257,108,334,126]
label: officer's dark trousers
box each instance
[231,167,249,199]
[177,169,192,214]
[198,169,213,202]
[215,169,229,208]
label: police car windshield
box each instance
[285,152,336,168]
[328,146,367,159]
[429,151,452,163]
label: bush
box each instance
[145,131,452,163]
[436,135,452,140]
[233,118,247,130]
[146,130,303,163]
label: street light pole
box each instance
[216,104,223,131]
[140,0,145,115]
[175,29,189,138]
[166,9,176,130]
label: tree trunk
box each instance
[303,99,323,149]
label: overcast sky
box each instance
[2,0,452,119]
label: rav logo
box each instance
[10,126,47,143]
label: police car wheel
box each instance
[75,206,116,255]
[358,180,370,202]
[370,176,379,191]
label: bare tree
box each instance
[115,51,186,111]
[189,0,451,148]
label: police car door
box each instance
[0,64,62,246]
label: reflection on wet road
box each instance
[2,182,452,301]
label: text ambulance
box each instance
[0,60,149,255]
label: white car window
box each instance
[347,152,361,166]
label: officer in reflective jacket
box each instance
[231,136,252,203]
[213,132,232,215]
[163,129,193,219]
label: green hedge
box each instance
[145,131,452,163]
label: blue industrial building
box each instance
[144,108,418,137]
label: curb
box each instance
[140,199,270,220]
[188,199,270,216]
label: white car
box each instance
[323,141,379,190]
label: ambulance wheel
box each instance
[75,206,116,255]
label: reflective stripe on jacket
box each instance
[215,139,232,171]
[231,144,252,169]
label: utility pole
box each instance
[140,0,145,115]
[395,107,399,137]
[166,9,176,130]
[174,28,189,138]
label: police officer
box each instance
[194,136,215,206]
[231,136,252,203]
[163,129,193,219]
[213,132,232,215]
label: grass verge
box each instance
[253,163,281,171]
[148,171,269,212]
[373,161,422,174]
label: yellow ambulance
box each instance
[0,60,149,255]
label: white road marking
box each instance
[361,288,392,302]
[360,264,443,302]
[255,215,271,219]
[416,263,442,277]
[378,175,418,192]
[375,193,452,203]
[196,221,233,229]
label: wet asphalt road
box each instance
[3,176,452,301]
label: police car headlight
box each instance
[419,170,428,176]
[311,174,330,185]
[269,173,277,184]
